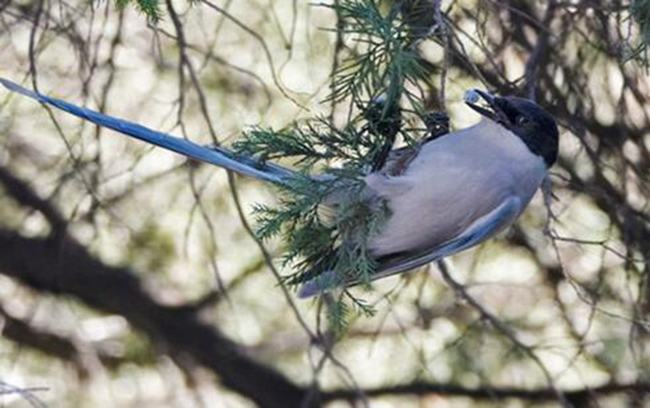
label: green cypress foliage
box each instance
[232,0,437,330]
[116,0,163,22]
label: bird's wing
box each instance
[298,195,521,297]
[370,195,521,278]
[380,144,421,176]
[0,78,295,184]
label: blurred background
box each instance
[0,0,648,406]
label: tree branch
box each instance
[0,305,123,374]
[0,230,307,408]
[0,165,67,234]
[322,380,650,403]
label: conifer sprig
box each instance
[231,0,438,331]
[115,0,163,22]
[324,0,427,111]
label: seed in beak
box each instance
[463,89,482,104]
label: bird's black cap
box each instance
[465,90,559,167]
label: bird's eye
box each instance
[516,115,530,126]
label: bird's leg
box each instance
[364,95,402,171]
[381,110,450,176]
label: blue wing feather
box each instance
[0,78,295,184]
[298,196,522,297]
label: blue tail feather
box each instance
[0,78,294,184]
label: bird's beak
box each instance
[464,89,504,123]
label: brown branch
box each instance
[0,230,308,408]
[322,380,650,404]
[0,305,123,374]
[0,165,67,234]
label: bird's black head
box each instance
[464,89,559,167]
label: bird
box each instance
[0,79,559,298]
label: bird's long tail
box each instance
[0,78,295,184]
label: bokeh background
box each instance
[0,0,648,406]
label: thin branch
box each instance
[436,260,570,407]
[322,380,650,403]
